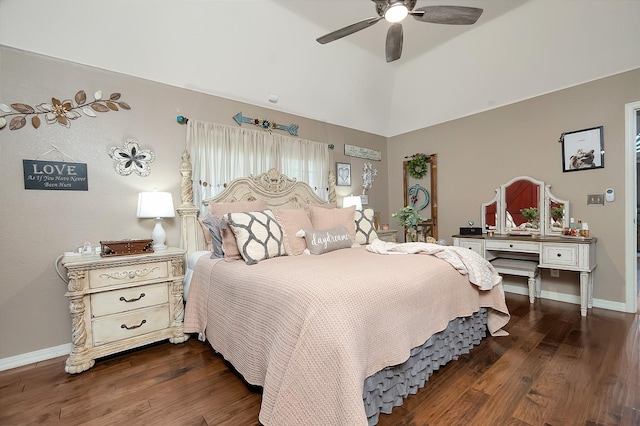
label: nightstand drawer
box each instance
[541,243,579,268]
[92,304,170,346]
[91,283,169,317]
[486,240,539,253]
[89,261,169,289]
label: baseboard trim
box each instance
[0,343,71,372]
[503,285,627,313]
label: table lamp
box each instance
[342,195,362,210]
[136,191,175,250]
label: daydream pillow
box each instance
[297,226,353,255]
[309,205,356,243]
[208,199,268,261]
[225,209,284,265]
[274,208,313,256]
[355,208,379,244]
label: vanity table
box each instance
[453,176,597,316]
[453,234,596,316]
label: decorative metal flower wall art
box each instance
[109,139,155,177]
[0,90,131,131]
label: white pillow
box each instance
[355,208,378,244]
[225,210,284,265]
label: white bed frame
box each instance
[176,149,337,260]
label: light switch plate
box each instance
[587,193,604,206]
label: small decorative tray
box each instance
[100,239,154,257]
[508,230,532,236]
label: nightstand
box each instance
[376,229,398,242]
[61,247,188,373]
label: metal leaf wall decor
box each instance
[0,90,131,131]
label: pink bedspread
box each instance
[184,246,509,426]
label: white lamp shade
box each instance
[136,192,175,218]
[342,195,362,211]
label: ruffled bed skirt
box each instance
[363,309,488,425]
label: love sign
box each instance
[23,159,88,191]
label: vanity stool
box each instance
[490,258,540,304]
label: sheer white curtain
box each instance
[187,119,330,214]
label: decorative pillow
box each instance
[207,199,268,261]
[274,208,313,256]
[225,210,284,265]
[201,215,224,258]
[309,205,356,243]
[198,217,214,252]
[354,208,379,244]
[297,226,353,255]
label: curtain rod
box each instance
[175,115,334,149]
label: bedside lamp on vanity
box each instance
[137,190,175,250]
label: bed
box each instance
[176,152,510,426]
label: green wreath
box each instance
[408,154,428,179]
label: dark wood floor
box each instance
[1,293,638,426]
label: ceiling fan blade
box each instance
[316,16,383,44]
[413,6,483,25]
[385,23,403,63]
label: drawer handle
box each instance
[557,253,562,257]
[121,319,146,330]
[119,293,145,303]
[509,244,514,248]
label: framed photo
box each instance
[336,162,351,186]
[561,126,604,172]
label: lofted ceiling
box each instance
[0,0,639,137]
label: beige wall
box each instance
[0,46,387,359]
[2,43,638,362]
[388,68,640,304]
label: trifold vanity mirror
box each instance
[481,176,569,236]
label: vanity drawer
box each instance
[540,243,579,268]
[456,238,484,256]
[92,304,170,346]
[91,283,169,317]
[486,240,539,253]
[88,261,169,289]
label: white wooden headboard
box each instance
[176,150,337,259]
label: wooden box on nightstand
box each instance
[61,247,188,373]
[376,229,398,242]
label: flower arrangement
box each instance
[392,205,425,229]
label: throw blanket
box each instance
[184,246,510,426]
[366,239,502,291]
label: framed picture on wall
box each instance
[336,162,351,186]
[561,126,604,172]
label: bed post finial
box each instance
[176,149,202,258]
[179,149,194,207]
[328,169,336,204]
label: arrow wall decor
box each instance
[233,112,299,136]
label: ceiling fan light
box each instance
[385,4,408,23]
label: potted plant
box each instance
[521,207,539,228]
[392,205,425,242]
[550,205,564,223]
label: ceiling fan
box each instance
[316,1,483,63]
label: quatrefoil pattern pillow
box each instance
[355,208,378,244]
[225,210,284,265]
